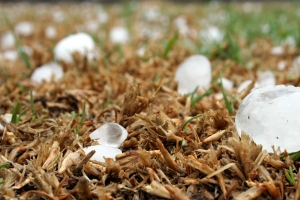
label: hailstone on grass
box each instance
[89,123,128,148]
[84,123,128,163]
[54,32,96,63]
[14,21,34,37]
[0,114,12,130]
[235,85,300,153]
[109,26,129,44]
[30,62,64,84]
[199,26,224,44]
[175,55,212,95]
[1,31,15,50]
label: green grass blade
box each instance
[30,90,37,121]
[191,89,214,107]
[182,114,202,130]
[3,12,31,69]
[80,98,86,125]
[163,32,178,58]
[0,163,10,169]
[220,76,234,113]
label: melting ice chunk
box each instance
[14,21,34,37]
[30,62,64,84]
[109,26,129,44]
[175,55,212,95]
[54,32,96,63]
[235,85,300,153]
[0,114,12,130]
[89,123,128,148]
[83,145,122,163]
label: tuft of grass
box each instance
[182,114,202,131]
[285,166,295,185]
[30,90,37,122]
[190,88,214,107]
[0,163,10,170]
[163,32,178,58]
[3,12,31,69]
[220,75,234,113]
[11,102,26,124]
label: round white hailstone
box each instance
[30,62,64,84]
[2,50,18,61]
[174,16,189,36]
[292,56,300,74]
[237,80,252,94]
[84,20,99,32]
[136,46,145,56]
[254,71,276,88]
[45,26,57,39]
[0,114,12,130]
[199,26,224,44]
[89,123,128,148]
[83,145,121,163]
[97,11,109,24]
[143,7,160,22]
[270,46,284,55]
[261,24,270,34]
[14,21,34,37]
[52,11,65,22]
[175,55,212,95]
[277,61,287,71]
[1,31,15,50]
[283,36,296,48]
[109,26,129,44]
[217,77,233,90]
[235,85,300,153]
[54,32,96,63]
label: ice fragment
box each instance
[175,55,212,95]
[54,32,96,63]
[109,26,129,44]
[235,85,300,152]
[89,123,128,148]
[30,62,64,84]
[83,145,122,163]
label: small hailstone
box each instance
[109,26,129,44]
[175,55,212,95]
[54,32,96,63]
[199,26,224,44]
[261,23,270,34]
[1,32,15,50]
[270,46,284,55]
[218,77,233,91]
[236,85,300,152]
[89,123,128,148]
[237,80,252,94]
[277,61,287,71]
[254,71,276,88]
[97,11,109,24]
[45,26,57,39]
[14,21,34,37]
[282,36,296,48]
[19,45,33,56]
[174,16,189,37]
[0,114,12,130]
[30,62,64,84]
[143,6,161,22]
[52,11,65,22]
[136,46,146,56]
[2,50,18,61]
[83,145,122,163]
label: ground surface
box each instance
[0,1,300,200]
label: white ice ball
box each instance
[236,85,300,153]
[83,145,122,163]
[175,55,212,95]
[109,26,129,44]
[89,123,128,148]
[14,21,34,37]
[1,32,15,50]
[54,32,96,63]
[30,62,64,84]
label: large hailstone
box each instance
[235,85,300,153]
[30,62,64,84]
[54,32,96,63]
[175,55,212,95]
[84,123,128,162]
[109,26,129,44]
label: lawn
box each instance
[0,1,300,199]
